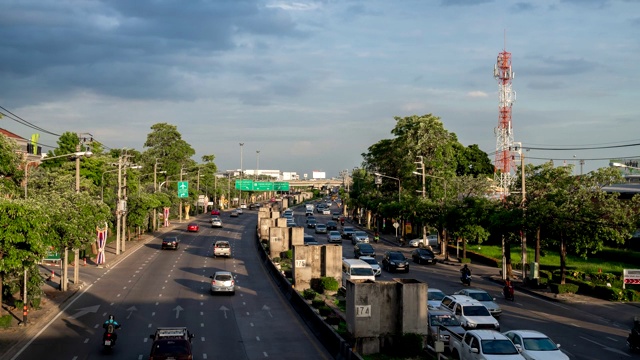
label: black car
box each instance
[306,218,317,228]
[161,236,180,250]
[354,243,376,258]
[341,226,356,239]
[382,251,410,273]
[411,248,437,265]
[326,221,338,230]
[304,234,319,245]
[149,327,194,360]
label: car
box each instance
[327,230,342,243]
[411,248,437,264]
[161,236,180,250]
[303,234,319,245]
[408,234,439,248]
[249,203,261,210]
[187,222,199,232]
[236,207,243,215]
[149,327,194,360]
[332,212,341,220]
[439,294,500,330]
[213,240,231,257]
[454,288,503,317]
[326,221,338,230]
[305,208,314,216]
[322,208,331,215]
[230,210,239,217]
[341,226,356,239]
[427,309,465,347]
[351,231,370,244]
[381,251,409,273]
[315,204,325,213]
[354,243,376,258]
[282,210,294,218]
[427,288,447,309]
[211,216,223,228]
[503,330,569,360]
[306,218,317,228]
[315,224,327,234]
[359,256,381,276]
[240,203,247,209]
[211,209,220,216]
[286,218,297,227]
[210,271,235,295]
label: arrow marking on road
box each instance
[173,305,184,319]
[580,336,630,357]
[262,305,273,318]
[219,305,229,319]
[68,305,100,320]
[126,306,138,319]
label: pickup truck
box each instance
[448,329,525,360]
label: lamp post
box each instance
[374,172,401,203]
[256,150,260,181]
[239,142,244,207]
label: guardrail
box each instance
[254,229,362,360]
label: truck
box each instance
[447,329,525,360]
[305,203,314,216]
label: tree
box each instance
[142,123,195,177]
[0,135,25,198]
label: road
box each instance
[299,200,638,360]
[10,210,331,360]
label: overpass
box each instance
[288,179,345,189]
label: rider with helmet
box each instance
[103,315,121,344]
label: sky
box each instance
[0,0,639,178]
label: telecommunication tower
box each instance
[493,48,517,198]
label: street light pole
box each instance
[239,142,244,207]
[256,150,260,181]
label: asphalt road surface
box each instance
[10,210,331,360]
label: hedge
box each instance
[549,283,579,294]
[0,315,12,329]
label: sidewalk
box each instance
[0,222,179,360]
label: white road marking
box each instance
[155,302,159,306]
[201,323,204,327]
[250,323,254,327]
[607,336,618,342]
[148,323,152,328]
[152,312,155,316]
[263,352,268,357]
[256,336,260,341]
[94,324,99,328]
[203,354,208,359]
[201,337,205,342]
[144,338,148,343]
[84,338,89,343]
[123,286,127,289]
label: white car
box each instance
[236,207,243,215]
[427,288,446,309]
[327,230,342,243]
[455,288,503,317]
[409,234,438,248]
[322,208,331,215]
[211,216,223,228]
[359,256,381,276]
[503,330,569,360]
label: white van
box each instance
[342,259,376,288]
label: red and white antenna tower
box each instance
[493,46,517,199]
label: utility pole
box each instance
[179,165,184,222]
[521,150,527,281]
[197,167,201,214]
[153,160,158,230]
[239,142,244,207]
[415,156,427,245]
[256,150,260,180]
[122,169,128,253]
[116,155,122,256]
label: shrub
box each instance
[302,288,317,300]
[14,300,24,310]
[0,315,12,329]
[319,305,333,316]
[334,299,346,312]
[272,257,281,263]
[460,258,471,264]
[549,283,579,294]
[311,298,325,308]
[30,297,41,310]
[281,250,293,259]
[539,270,552,279]
[321,277,339,292]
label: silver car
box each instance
[351,231,370,245]
[210,271,235,295]
[454,288,502,317]
[213,240,231,257]
[327,230,342,243]
[211,216,223,228]
[359,256,381,276]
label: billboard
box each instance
[312,171,326,179]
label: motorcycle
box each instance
[374,234,380,243]
[461,273,472,286]
[627,317,640,352]
[503,283,515,301]
[102,323,120,352]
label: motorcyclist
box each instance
[503,278,514,299]
[629,317,640,350]
[103,315,121,344]
[374,231,380,243]
[460,264,471,282]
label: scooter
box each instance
[461,273,472,286]
[627,317,640,352]
[503,283,515,301]
[102,324,120,352]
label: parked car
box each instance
[304,234,319,245]
[213,240,231,257]
[326,221,338,230]
[187,222,199,232]
[427,309,465,347]
[454,288,502,317]
[359,256,381,276]
[230,210,239,217]
[341,226,356,239]
[161,236,180,250]
[240,203,247,209]
[427,288,447,309]
[327,230,342,243]
[210,271,235,295]
[411,248,437,264]
[211,216,223,228]
[351,231,370,244]
[409,234,439,248]
[354,243,376,258]
[381,251,409,273]
[503,330,569,360]
[315,224,327,234]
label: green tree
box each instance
[0,135,24,198]
[142,123,195,177]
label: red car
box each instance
[211,209,220,216]
[187,223,199,232]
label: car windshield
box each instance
[361,258,377,266]
[316,224,326,228]
[359,245,373,251]
[151,340,191,356]
[419,249,434,256]
[389,253,406,260]
[329,231,340,236]
[468,292,493,302]
[462,305,491,316]
[481,340,518,355]
[523,337,558,351]
[351,267,374,276]
[327,221,337,226]
[428,291,446,301]
[430,314,461,326]
[304,237,316,243]
[355,231,366,237]
[164,237,177,242]
[344,227,354,232]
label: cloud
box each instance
[265,1,321,11]
[467,91,489,98]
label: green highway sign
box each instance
[234,180,290,191]
[178,181,189,198]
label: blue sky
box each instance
[0,0,639,178]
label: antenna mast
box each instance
[493,44,516,199]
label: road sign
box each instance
[235,180,290,191]
[624,269,640,285]
[177,181,189,198]
[273,182,290,191]
[235,179,254,191]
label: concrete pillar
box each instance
[395,278,428,334]
[268,227,287,258]
[321,245,342,281]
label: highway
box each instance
[11,210,331,360]
[298,201,637,360]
